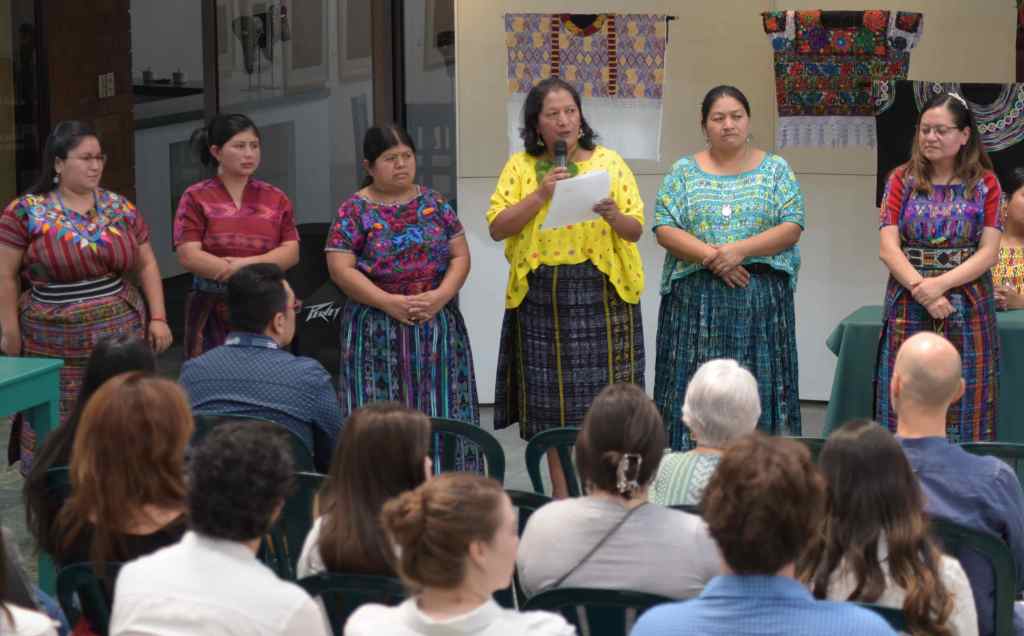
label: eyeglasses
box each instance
[69,153,108,164]
[918,125,959,138]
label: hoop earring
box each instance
[537,134,545,148]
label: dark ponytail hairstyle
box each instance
[361,124,417,188]
[190,113,260,167]
[30,120,99,195]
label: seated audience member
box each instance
[24,334,156,560]
[110,421,329,636]
[345,473,574,636]
[0,536,58,636]
[632,434,896,636]
[892,332,1024,636]
[650,359,760,506]
[516,383,719,599]
[800,419,977,636]
[179,263,342,471]
[298,402,432,577]
[53,372,190,567]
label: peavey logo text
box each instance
[304,301,342,323]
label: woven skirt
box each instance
[17,284,146,472]
[653,266,801,450]
[874,274,999,442]
[183,290,230,360]
[494,262,645,441]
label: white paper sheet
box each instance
[544,170,611,229]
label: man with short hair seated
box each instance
[893,332,1024,636]
[179,263,342,471]
[632,433,895,635]
[110,421,330,635]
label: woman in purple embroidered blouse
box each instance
[325,125,479,442]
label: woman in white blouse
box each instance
[345,473,575,636]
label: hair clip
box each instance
[948,92,968,109]
[616,453,643,494]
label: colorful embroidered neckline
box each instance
[20,192,131,252]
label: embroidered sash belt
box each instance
[903,246,975,272]
[31,275,124,304]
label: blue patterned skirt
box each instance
[337,299,480,469]
[654,266,801,450]
[494,261,645,440]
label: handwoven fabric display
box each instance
[504,13,669,160]
[874,80,1024,204]
[762,9,923,148]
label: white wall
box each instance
[455,0,1015,404]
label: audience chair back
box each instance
[296,572,406,635]
[429,418,506,483]
[56,562,122,636]
[525,427,582,496]
[497,489,554,609]
[781,435,826,462]
[191,413,315,472]
[523,586,672,636]
[960,442,1024,489]
[46,465,71,502]
[669,503,701,516]
[931,517,1017,636]
[854,602,908,631]
[261,471,325,580]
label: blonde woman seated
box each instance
[517,383,720,599]
[798,419,977,636]
[344,473,574,636]
[650,359,760,507]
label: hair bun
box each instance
[381,488,428,549]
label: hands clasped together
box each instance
[911,277,955,320]
[383,290,449,326]
[703,243,750,289]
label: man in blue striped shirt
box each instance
[632,434,895,636]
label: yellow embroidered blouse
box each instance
[993,245,1024,292]
[486,146,644,309]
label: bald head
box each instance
[892,332,964,409]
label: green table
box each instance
[0,355,64,595]
[823,306,1024,442]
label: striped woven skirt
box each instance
[874,274,999,441]
[654,266,801,450]
[183,289,231,360]
[337,299,480,470]
[17,284,146,472]
[494,262,645,441]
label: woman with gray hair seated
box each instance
[651,359,761,507]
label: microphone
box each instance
[553,140,567,169]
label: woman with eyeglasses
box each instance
[325,125,479,448]
[0,121,172,473]
[174,113,300,359]
[876,92,1003,442]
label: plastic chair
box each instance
[261,471,326,580]
[669,503,701,516]
[191,413,315,472]
[297,572,405,635]
[523,587,672,636]
[781,435,827,462]
[525,427,582,497]
[429,418,506,483]
[931,517,1017,636]
[960,442,1024,489]
[56,562,122,636]
[853,602,907,631]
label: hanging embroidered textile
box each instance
[762,9,923,148]
[873,80,1024,204]
[504,13,669,160]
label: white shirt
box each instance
[297,516,326,578]
[1,604,58,636]
[110,531,329,636]
[345,598,575,636]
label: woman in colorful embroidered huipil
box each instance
[653,85,805,450]
[0,121,172,471]
[993,167,1024,311]
[487,78,645,498]
[326,125,478,435]
[876,92,1002,441]
[174,114,299,359]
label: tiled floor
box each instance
[0,394,825,584]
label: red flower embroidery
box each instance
[862,10,887,33]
